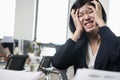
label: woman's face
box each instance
[78,4,97,33]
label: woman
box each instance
[52,0,120,74]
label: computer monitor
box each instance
[0,36,15,54]
[14,39,19,47]
[21,39,33,54]
[1,42,14,54]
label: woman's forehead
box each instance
[78,4,92,12]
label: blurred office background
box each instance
[0,0,119,79]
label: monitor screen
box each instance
[21,40,33,54]
[1,43,14,54]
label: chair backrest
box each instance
[38,56,69,80]
[37,56,53,72]
[40,56,53,68]
[5,54,29,70]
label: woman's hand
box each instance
[89,0,106,27]
[71,9,83,33]
[70,9,83,42]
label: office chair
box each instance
[5,54,29,70]
[37,56,69,80]
[37,56,61,80]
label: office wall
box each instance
[36,0,69,44]
[14,0,36,41]
[14,0,110,41]
[107,0,120,36]
[0,0,16,39]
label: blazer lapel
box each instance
[94,40,110,69]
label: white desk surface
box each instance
[73,68,120,80]
[0,69,45,80]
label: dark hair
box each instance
[69,0,107,33]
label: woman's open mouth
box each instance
[84,20,94,28]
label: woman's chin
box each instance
[85,28,95,33]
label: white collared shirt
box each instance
[86,43,99,69]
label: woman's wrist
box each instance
[71,30,82,42]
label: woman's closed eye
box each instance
[87,10,93,14]
[78,10,93,17]
[78,13,84,17]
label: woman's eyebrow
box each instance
[87,7,92,10]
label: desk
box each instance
[0,69,45,80]
[73,68,120,80]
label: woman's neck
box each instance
[87,32,102,56]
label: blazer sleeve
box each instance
[52,38,76,69]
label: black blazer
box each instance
[52,26,120,73]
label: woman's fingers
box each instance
[91,0,101,11]
[71,9,78,17]
[88,0,105,26]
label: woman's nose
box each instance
[84,14,90,20]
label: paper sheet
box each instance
[0,69,45,80]
[73,68,120,80]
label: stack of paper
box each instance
[0,69,45,80]
[73,68,120,80]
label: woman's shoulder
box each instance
[118,36,120,39]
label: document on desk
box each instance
[0,69,45,80]
[73,68,120,80]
